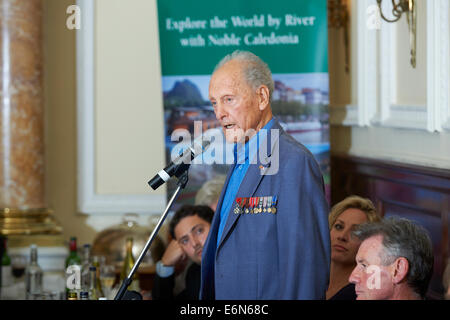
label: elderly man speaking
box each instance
[200,50,331,300]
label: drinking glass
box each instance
[11,255,27,281]
[100,264,116,299]
[30,291,58,300]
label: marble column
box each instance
[0,0,61,236]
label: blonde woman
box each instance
[326,195,381,300]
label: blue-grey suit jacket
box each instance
[200,120,331,300]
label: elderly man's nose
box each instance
[214,104,226,120]
[215,109,223,121]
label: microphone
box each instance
[148,138,211,190]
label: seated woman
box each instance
[326,195,381,300]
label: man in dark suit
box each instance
[152,205,213,300]
[200,50,331,300]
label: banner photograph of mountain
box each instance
[163,79,210,109]
[161,73,330,204]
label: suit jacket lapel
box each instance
[216,164,263,251]
[216,121,283,251]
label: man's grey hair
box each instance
[214,50,274,102]
[195,175,226,208]
[352,216,434,298]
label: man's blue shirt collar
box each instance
[234,118,274,164]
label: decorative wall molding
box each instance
[355,0,378,126]
[76,0,166,217]
[335,0,449,133]
[427,0,450,132]
[379,0,396,125]
[443,120,450,131]
[377,0,429,131]
[378,105,427,130]
[331,104,428,130]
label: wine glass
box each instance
[11,255,27,281]
[100,264,116,299]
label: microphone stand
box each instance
[114,169,190,300]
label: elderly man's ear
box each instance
[391,257,410,284]
[256,85,270,111]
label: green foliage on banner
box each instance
[157,0,328,75]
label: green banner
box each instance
[157,0,328,75]
[157,0,330,204]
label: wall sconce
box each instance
[376,0,417,68]
[328,0,350,73]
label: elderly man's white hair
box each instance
[213,50,274,102]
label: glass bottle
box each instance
[80,291,89,300]
[68,291,78,300]
[65,237,82,299]
[80,244,91,291]
[120,237,140,292]
[1,237,12,288]
[92,256,105,298]
[88,266,99,300]
[25,244,43,300]
[65,237,82,268]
